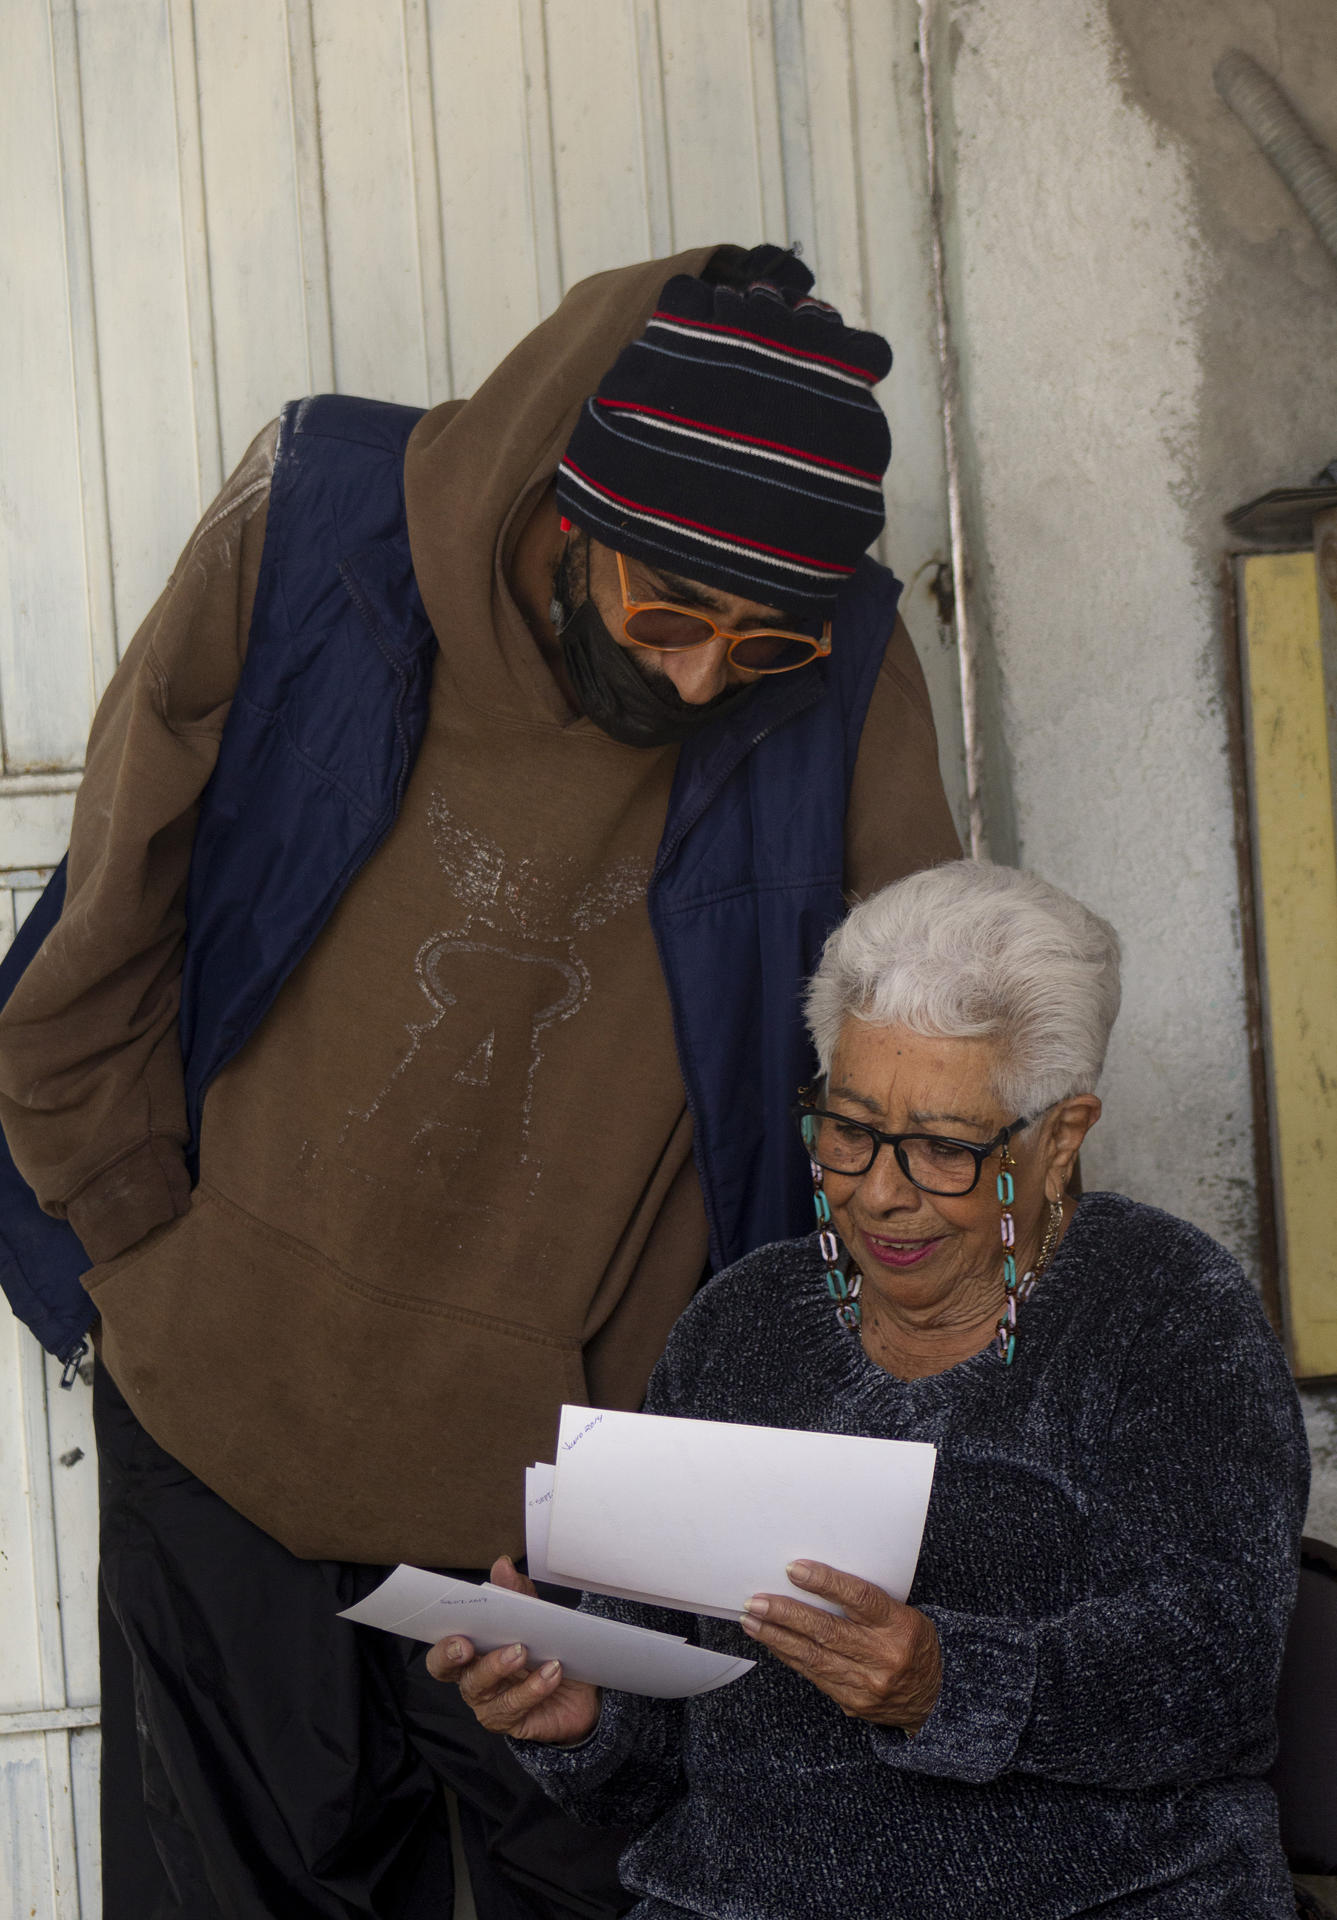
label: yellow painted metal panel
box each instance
[1241,552,1337,1377]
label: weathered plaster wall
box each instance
[929,0,1337,1533]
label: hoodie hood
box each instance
[403,247,718,722]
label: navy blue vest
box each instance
[0,394,897,1370]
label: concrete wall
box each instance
[928,0,1337,1532]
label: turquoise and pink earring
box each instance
[803,1122,862,1332]
[994,1149,1064,1366]
[994,1143,1026,1364]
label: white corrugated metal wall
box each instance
[2,2,959,1909]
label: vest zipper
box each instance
[59,1336,89,1390]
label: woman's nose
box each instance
[858,1148,924,1215]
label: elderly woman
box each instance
[430,861,1308,1918]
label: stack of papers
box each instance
[341,1405,935,1700]
[528,1406,936,1620]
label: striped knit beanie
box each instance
[555,267,893,615]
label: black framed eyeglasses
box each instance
[793,1093,1032,1197]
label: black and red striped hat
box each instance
[555,267,893,616]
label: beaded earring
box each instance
[994,1155,1065,1366]
[802,1122,862,1332]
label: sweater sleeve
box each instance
[0,422,276,1262]
[508,1592,689,1829]
[844,614,962,898]
[873,1265,1309,1790]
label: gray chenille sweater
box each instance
[516,1193,1309,1919]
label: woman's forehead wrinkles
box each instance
[830,1082,999,1133]
[829,1032,1006,1131]
[908,1109,997,1133]
[827,1080,881,1114]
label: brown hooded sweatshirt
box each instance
[0,250,959,1564]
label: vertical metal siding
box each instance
[2,3,960,1907]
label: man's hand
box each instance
[425,1556,602,1746]
[739,1559,941,1734]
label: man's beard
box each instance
[550,539,756,748]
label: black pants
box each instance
[95,1362,631,1920]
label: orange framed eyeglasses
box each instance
[614,550,831,675]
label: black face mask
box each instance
[551,567,757,750]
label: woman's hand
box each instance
[740,1560,942,1734]
[425,1556,602,1746]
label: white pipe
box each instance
[918,0,988,859]
[1215,50,1337,267]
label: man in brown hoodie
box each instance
[0,243,959,1917]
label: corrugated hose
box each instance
[1215,49,1337,268]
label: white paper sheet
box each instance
[338,1567,754,1699]
[524,1463,741,1618]
[545,1406,936,1618]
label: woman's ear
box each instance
[1044,1095,1101,1200]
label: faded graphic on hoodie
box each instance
[342,796,650,1191]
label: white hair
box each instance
[805,861,1122,1115]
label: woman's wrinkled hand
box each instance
[425,1556,602,1746]
[740,1560,942,1734]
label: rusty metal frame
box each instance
[1218,554,1284,1339]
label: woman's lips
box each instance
[859,1232,944,1270]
